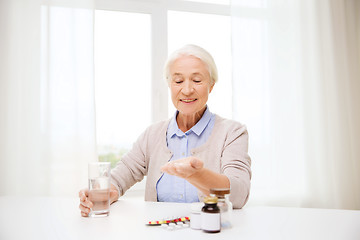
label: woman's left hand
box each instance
[160,156,204,179]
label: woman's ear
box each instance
[209,82,215,93]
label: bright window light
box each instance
[94,10,151,167]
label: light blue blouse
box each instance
[156,106,215,202]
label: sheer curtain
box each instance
[0,0,96,196]
[231,0,360,209]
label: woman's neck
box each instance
[176,107,206,133]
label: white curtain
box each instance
[0,0,96,196]
[231,0,360,209]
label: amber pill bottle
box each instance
[201,196,221,233]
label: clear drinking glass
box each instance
[88,162,111,217]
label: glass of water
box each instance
[88,162,111,217]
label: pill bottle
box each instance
[201,196,221,233]
[210,188,232,229]
[190,202,203,230]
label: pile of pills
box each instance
[146,216,190,231]
[161,221,190,231]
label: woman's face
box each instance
[169,55,214,117]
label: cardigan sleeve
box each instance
[221,124,252,209]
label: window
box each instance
[94,0,231,196]
[94,10,151,168]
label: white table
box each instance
[0,196,359,240]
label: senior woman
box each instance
[79,44,251,217]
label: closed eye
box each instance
[172,75,183,84]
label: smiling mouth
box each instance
[180,99,197,103]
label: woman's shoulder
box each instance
[139,118,170,139]
[212,114,249,143]
[214,114,247,130]
[146,119,170,132]
[212,114,249,139]
[133,119,170,148]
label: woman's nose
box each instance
[181,80,194,95]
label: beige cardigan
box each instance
[110,115,251,209]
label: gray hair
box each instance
[164,44,218,85]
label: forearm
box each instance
[187,168,230,196]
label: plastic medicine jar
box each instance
[190,202,203,230]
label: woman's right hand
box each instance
[79,188,93,217]
[79,185,119,217]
